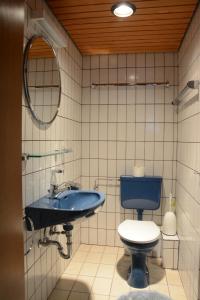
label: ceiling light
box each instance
[111,2,136,18]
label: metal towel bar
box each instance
[94,177,119,190]
[91,81,170,88]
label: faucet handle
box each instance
[66,181,81,190]
[54,168,64,174]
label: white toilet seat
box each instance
[118,220,160,244]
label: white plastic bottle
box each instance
[162,193,177,236]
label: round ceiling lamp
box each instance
[111,2,136,18]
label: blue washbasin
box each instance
[25,190,105,230]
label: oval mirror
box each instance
[23,36,61,125]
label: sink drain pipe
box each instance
[38,224,73,259]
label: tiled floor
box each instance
[48,245,187,300]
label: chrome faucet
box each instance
[50,181,81,199]
[49,168,81,198]
[49,168,63,197]
[53,181,80,198]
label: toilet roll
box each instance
[133,166,144,177]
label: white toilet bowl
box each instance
[118,220,160,244]
[118,220,160,288]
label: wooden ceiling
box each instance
[47,0,198,55]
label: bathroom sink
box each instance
[25,190,105,230]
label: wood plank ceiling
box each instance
[47,0,198,55]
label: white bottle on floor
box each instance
[162,193,177,236]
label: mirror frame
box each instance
[23,35,61,125]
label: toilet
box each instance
[118,176,162,289]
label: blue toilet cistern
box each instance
[118,176,162,289]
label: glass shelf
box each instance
[22,148,72,160]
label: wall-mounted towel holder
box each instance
[91,81,170,89]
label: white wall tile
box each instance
[109,55,117,68]
[81,51,177,249]
[91,56,99,69]
[127,54,135,67]
[24,1,82,299]
[100,55,108,68]
[83,56,90,69]
[146,53,154,67]
[155,53,164,67]
[177,5,200,300]
[136,53,145,67]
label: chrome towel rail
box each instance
[94,177,120,190]
[172,80,199,105]
[91,81,170,89]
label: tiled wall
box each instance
[162,233,179,270]
[81,53,178,247]
[23,1,82,299]
[176,4,200,300]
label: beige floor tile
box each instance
[166,270,182,286]
[64,262,83,275]
[53,245,188,300]
[150,281,168,289]
[101,254,117,265]
[73,251,88,263]
[118,247,125,255]
[113,266,129,282]
[56,274,77,291]
[148,257,162,267]
[168,285,187,300]
[104,246,119,254]
[149,263,165,274]
[117,250,129,261]
[92,277,112,295]
[150,275,167,286]
[48,289,69,300]
[90,245,105,253]
[116,255,131,281]
[96,264,115,278]
[113,271,124,280]
[90,294,109,300]
[86,252,103,264]
[117,254,131,265]
[149,261,164,270]
[68,291,90,300]
[72,275,94,293]
[150,284,170,296]
[110,278,130,296]
[79,244,92,252]
[80,263,99,276]
[149,266,167,285]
